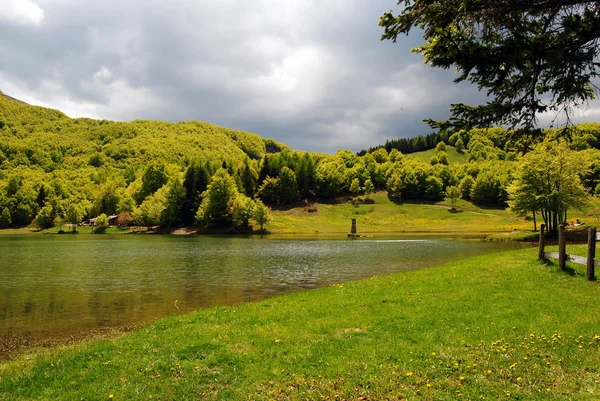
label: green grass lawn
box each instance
[267,192,535,234]
[1,248,599,400]
[408,146,469,165]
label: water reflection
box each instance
[0,235,528,339]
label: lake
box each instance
[0,235,529,339]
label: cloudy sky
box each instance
[1,0,599,153]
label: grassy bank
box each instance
[267,192,598,235]
[1,248,599,400]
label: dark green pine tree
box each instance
[35,184,46,207]
[181,160,210,225]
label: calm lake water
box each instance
[0,235,529,339]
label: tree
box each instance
[65,204,81,232]
[181,160,210,225]
[295,153,317,198]
[0,207,11,228]
[386,171,403,201]
[470,172,508,206]
[196,168,239,227]
[228,195,255,229]
[257,176,280,205]
[446,185,460,210]
[94,180,120,216]
[509,141,591,234]
[35,205,55,230]
[35,185,46,207]
[423,176,444,201]
[253,199,270,232]
[117,212,133,227]
[350,178,361,197]
[380,1,600,131]
[241,162,258,197]
[458,175,475,199]
[136,163,168,204]
[435,141,447,153]
[316,161,345,198]
[455,138,465,153]
[277,166,298,204]
[364,179,375,199]
[137,188,167,228]
[436,152,449,166]
[95,213,109,228]
[160,179,186,228]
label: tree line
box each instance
[1,92,599,234]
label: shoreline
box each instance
[1,247,598,399]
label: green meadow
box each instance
[1,247,598,400]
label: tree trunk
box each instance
[532,211,537,231]
[552,211,559,235]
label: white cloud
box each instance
[0,0,45,26]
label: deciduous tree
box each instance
[509,141,591,234]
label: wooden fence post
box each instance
[558,225,566,270]
[538,224,546,260]
[587,227,596,281]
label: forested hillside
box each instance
[1,90,600,232]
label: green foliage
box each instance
[316,160,344,198]
[470,172,508,206]
[458,175,475,200]
[380,0,600,131]
[3,91,600,232]
[252,199,270,231]
[386,172,403,201]
[228,194,255,229]
[93,181,121,216]
[257,176,280,205]
[181,160,211,225]
[136,164,167,205]
[295,153,317,198]
[135,187,167,228]
[436,151,449,165]
[88,153,104,168]
[423,175,444,201]
[65,204,81,232]
[160,179,186,228]
[277,166,298,204]
[445,185,460,209]
[455,138,465,153]
[196,168,239,227]
[509,141,591,234]
[35,205,55,230]
[350,178,361,196]
[0,207,11,228]
[435,141,446,153]
[95,213,109,228]
[363,179,375,199]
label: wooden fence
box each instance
[538,223,597,281]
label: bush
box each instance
[458,175,475,199]
[470,173,508,206]
[35,205,55,230]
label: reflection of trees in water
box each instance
[0,237,527,340]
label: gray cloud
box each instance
[1,0,596,153]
